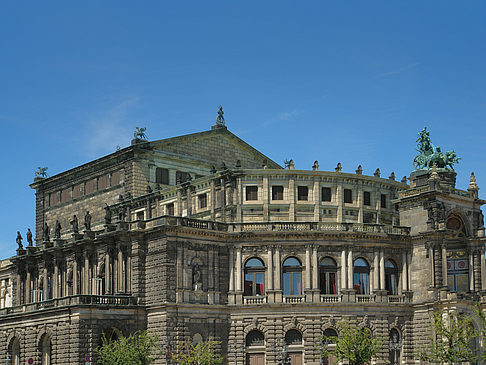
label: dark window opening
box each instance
[272,186,284,200]
[344,189,353,203]
[246,330,264,347]
[244,258,265,296]
[322,187,332,202]
[246,186,258,201]
[176,171,191,184]
[381,194,387,209]
[297,186,308,201]
[156,168,169,185]
[167,203,174,216]
[198,193,207,209]
[363,191,371,206]
[320,257,337,294]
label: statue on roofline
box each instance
[413,127,460,170]
[134,127,147,140]
[16,231,23,250]
[215,106,225,126]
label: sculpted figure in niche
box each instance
[16,231,23,250]
[70,215,79,234]
[54,220,61,239]
[84,211,92,231]
[104,204,112,224]
[192,263,202,291]
[43,223,50,242]
[26,228,33,246]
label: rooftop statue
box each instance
[413,127,460,170]
[134,127,147,140]
[35,167,48,178]
[215,106,225,126]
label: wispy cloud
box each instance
[82,96,140,158]
[262,109,300,127]
[377,62,420,78]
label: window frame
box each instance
[244,258,265,297]
[353,258,370,295]
[272,185,284,200]
[246,186,258,201]
[319,257,337,295]
[344,189,353,204]
[283,257,303,296]
[322,187,332,202]
[297,186,309,201]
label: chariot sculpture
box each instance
[413,127,460,170]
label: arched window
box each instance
[385,260,399,295]
[353,258,370,295]
[447,251,469,292]
[320,257,337,294]
[244,258,265,296]
[446,214,467,237]
[9,337,20,365]
[322,329,338,365]
[388,329,401,365]
[283,257,302,295]
[285,329,302,346]
[246,330,264,347]
[40,334,51,365]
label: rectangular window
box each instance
[246,186,258,201]
[176,171,191,184]
[156,168,169,185]
[167,203,174,216]
[272,186,284,200]
[297,186,308,201]
[363,191,371,206]
[198,193,207,209]
[381,194,387,208]
[344,189,353,203]
[136,211,144,220]
[322,187,332,202]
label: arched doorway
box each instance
[388,329,401,365]
[245,330,265,365]
[39,334,52,365]
[9,337,20,365]
[322,328,338,365]
[285,329,303,365]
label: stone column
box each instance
[312,245,318,290]
[288,177,295,221]
[441,244,448,287]
[267,246,273,291]
[402,251,408,292]
[229,248,234,292]
[118,246,124,293]
[469,250,475,292]
[275,246,281,290]
[263,175,269,221]
[313,179,320,221]
[236,248,242,292]
[210,179,216,220]
[84,251,89,294]
[25,268,31,303]
[373,251,379,291]
[236,177,242,222]
[105,250,110,294]
[379,250,385,290]
[53,260,59,298]
[126,250,132,293]
[43,267,48,300]
[336,185,343,223]
[186,187,192,217]
[347,249,353,289]
[176,189,182,216]
[375,189,381,224]
[73,259,78,295]
[305,246,311,290]
[481,248,486,291]
[357,184,363,224]
[341,249,347,290]
[220,177,226,222]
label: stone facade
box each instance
[1,124,485,364]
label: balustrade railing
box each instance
[0,294,138,315]
[320,294,341,303]
[356,294,375,303]
[283,295,305,303]
[243,296,267,304]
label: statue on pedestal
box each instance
[43,223,50,242]
[84,211,92,231]
[16,231,23,250]
[54,220,61,239]
[70,215,79,234]
[26,228,33,246]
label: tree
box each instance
[96,330,158,365]
[416,309,477,364]
[171,339,223,365]
[319,321,383,365]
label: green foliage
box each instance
[319,321,383,365]
[416,309,477,364]
[171,340,223,365]
[474,302,486,362]
[96,330,158,365]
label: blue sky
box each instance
[1,1,486,258]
